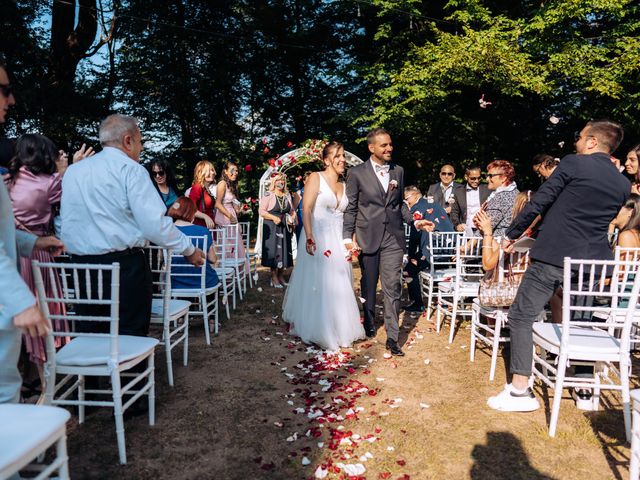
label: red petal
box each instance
[396,459,406,466]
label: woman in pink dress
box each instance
[6,134,75,374]
[214,161,248,270]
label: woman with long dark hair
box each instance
[148,158,179,210]
[6,134,69,374]
[624,144,640,194]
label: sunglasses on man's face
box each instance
[153,170,165,177]
[440,172,454,177]
[467,176,481,181]
[0,83,13,98]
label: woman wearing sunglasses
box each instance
[215,160,249,269]
[148,158,179,211]
[474,159,519,237]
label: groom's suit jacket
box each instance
[343,160,414,254]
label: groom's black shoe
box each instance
[365,329,376,338]
[402,303,425,313]
[385,340,405,357]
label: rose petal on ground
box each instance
[317,442,324,448]
[260,462,275,470]
[314,466,329,479]
[302,457,311,466]
[274,422,283,427]
[420,403,430,409]
[383,353,392,359]
[387,446,395,451]
[338,463,366,476]
[379,473,392,479]
[257,287,263,292]
[396,459,406,466]
[423,359,431,365]
[376,377,385,382]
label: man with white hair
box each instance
[61,114,205,337]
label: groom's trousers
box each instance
[359,228,404,342]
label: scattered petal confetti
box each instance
[257,287,263,292]
[549,115,560,124]
[323,250,332,257]
[383,353,392,359]
[420,403,431,409]
[424,359,431,365]
[314,466,328,479]
[301,456,311,466]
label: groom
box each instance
[343,128,414,356]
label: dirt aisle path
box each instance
[68,266,630,479]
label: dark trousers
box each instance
[508,260,595,377]
[72,249,153,337]
[404,258,429,306]
[359,228,404,342]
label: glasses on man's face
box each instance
[0,83,13,98]
[153,170,165,177]
[467,176,481,181]
[441,172,454,177]
[486,173,503,179]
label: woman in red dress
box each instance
[188,160,217,228]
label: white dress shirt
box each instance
[440,182,454,204]
[61,146,194,256]
[370,158,390,192]
[465,185,481,231]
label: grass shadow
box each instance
[470,431,557,480]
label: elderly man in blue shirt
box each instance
[402,185,454,313]
[0,57,64,404]
[61,114,205,337]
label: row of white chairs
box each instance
[11,222,261,470]
[416,234,640,455]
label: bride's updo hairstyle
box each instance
[322,141,344,167]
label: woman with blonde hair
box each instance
[259,171,296,287]
[188,160,217,228]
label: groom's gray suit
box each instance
[343,159,413,342]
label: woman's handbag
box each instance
[478,251,522,308]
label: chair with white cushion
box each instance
[532,256,640,441]
[145,245,190,387]
[0,404,70,480]
[436,234,484,343]
[470,245,532,381]
[32,261,158,464]
[211,227,237,319]
[419,231,461,318]
[170,235,220,344]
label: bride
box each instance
[282,141,365,350]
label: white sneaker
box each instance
[571,388,597,411]
[487,383,540,412]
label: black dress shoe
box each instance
[385,341,405,356]
[402,303,425,313]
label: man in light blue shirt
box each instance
[61,114,205,336]
[0,57,64,403]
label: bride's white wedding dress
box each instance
[282,172,365,350]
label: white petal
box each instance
[420,402,431,409]
[314,466,328,479]
[302,457,311,466]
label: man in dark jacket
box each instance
[487,120,631,413]
[450,166,490,233]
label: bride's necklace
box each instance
[275,192,287,210]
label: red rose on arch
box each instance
[268,158,276,167]
[263,147,269,154]
[286,140,293,148]
[244,164,253,172]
